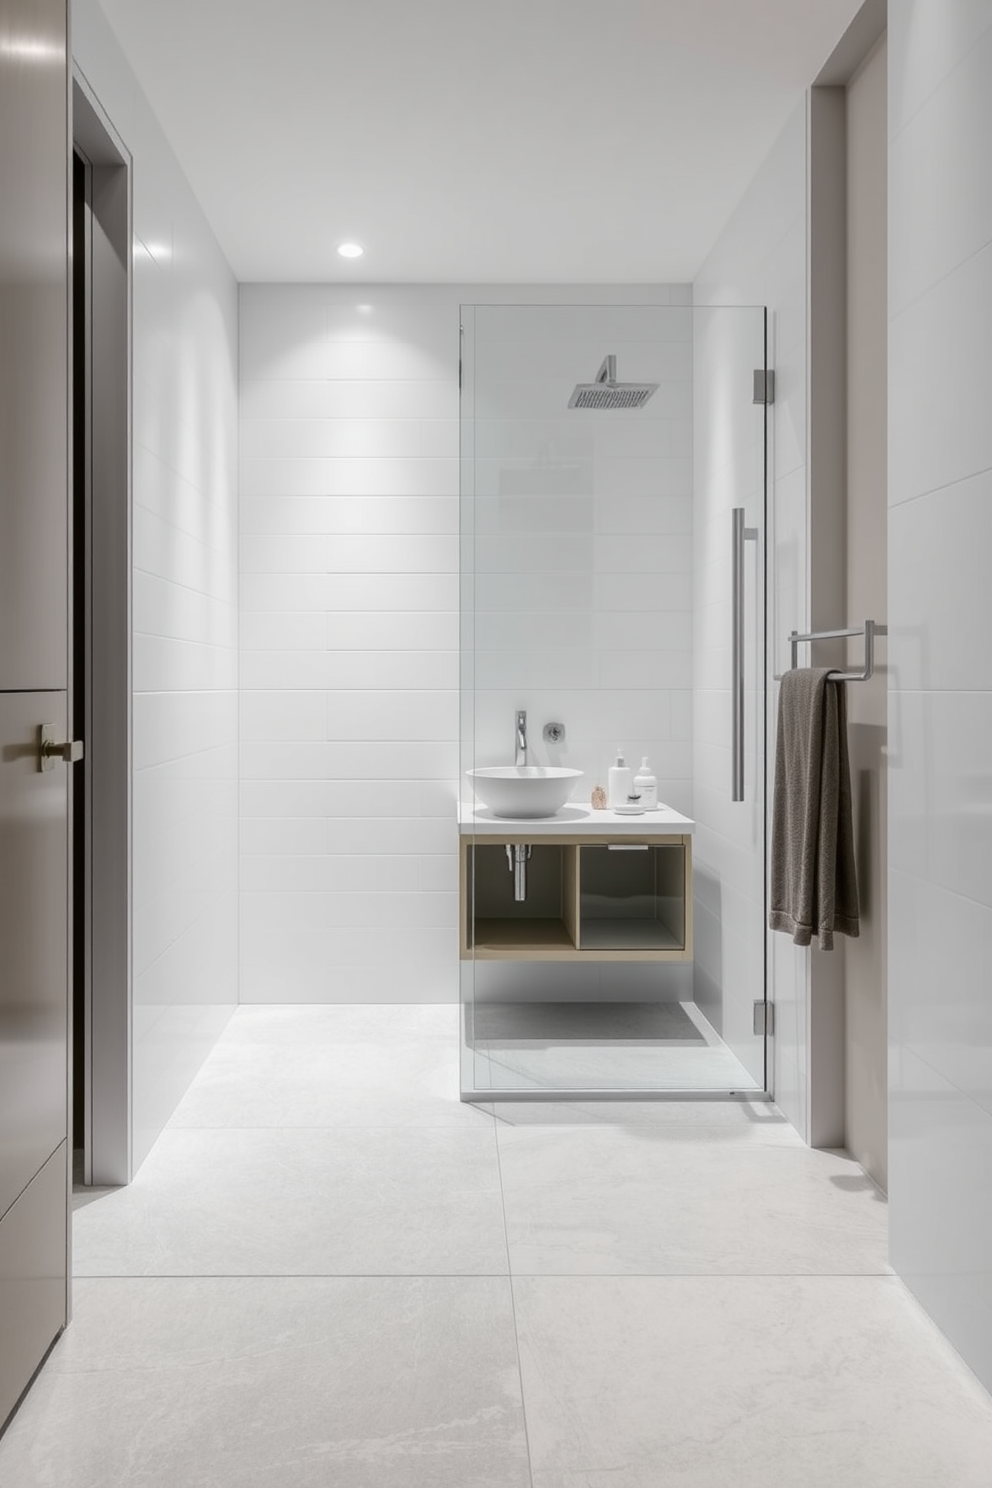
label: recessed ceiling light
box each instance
[337,242,364,259]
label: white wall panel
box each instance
[889,0,992,1396]
[74,1,239,1170]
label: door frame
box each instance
[72,69,132,1187]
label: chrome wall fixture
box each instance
[775,619,888,683]
[567,354,659,410]
[752,368,775,405]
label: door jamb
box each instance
[72,68,132,1187]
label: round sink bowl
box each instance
[467,765,584,819]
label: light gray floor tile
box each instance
[497,1125,888,1275]
[169,1037,492,1128]
[73,1126,507,1276]
[0,1277,531,1488]
[11,1004,991,1488]
[514,1274,992,1488]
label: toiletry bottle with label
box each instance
[634,757,658,810]
[608,748,633,809]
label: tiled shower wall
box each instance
[238,286,687,1003]
[464,300,694,807]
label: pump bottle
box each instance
[607,748,633,809]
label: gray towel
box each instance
[769,667,859,950]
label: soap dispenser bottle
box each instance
[608,748,633,809]
[634,756,658,811]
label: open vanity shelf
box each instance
[458,808,694,963]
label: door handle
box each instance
[39,724,84,772]
[731,508,758,802]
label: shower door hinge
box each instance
[753,1000,774,1037]
[753,369,775,405]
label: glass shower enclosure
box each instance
[459,301,767,1099]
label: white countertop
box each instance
[457,802,694,836]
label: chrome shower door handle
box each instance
[731,508,758,803]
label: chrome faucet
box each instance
[515,709,527,766]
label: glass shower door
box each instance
[691,305,768,1093]
[459,300,767,1099]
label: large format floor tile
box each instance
[74,1126,507,1276]
[6,1004,992,1488]
[496,1125,888,1275]
[217,1002,462,1048]
[0,1277,531,1488]
[169,1035,491,1128]
[513,1274,992,1488]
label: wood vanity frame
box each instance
[459,830,693,963]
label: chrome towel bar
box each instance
[774,619,888,683]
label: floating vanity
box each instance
[458,803,694,963]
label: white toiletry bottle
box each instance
[634,756,658,811]
[608,748,633,809]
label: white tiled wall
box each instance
[74,2,240,1168]
[888,0,992,1394]
[694,99,810,1131]
[240,286,690,1004]
[239,286,461,1002]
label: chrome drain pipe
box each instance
[505,843,532,902]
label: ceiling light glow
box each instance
[337,242,364,259]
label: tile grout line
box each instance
[493,1120,537,1488]
[71,1270,898,1282]
[73,1271,518,1281]
[158,1122,499,1133]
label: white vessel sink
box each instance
[467,765,583,819]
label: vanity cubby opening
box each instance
[464,841,571,959]
[577,842,687,952]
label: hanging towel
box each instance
[769,667,859,950]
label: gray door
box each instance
[0,0,71,1430]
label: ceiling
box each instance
[94,0,863,284]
